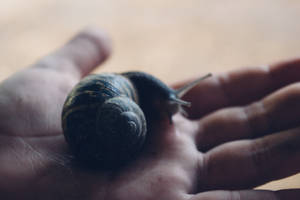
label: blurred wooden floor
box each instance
[0,0,299,190]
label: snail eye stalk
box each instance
[175,73,212,98]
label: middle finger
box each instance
[196,82,300,151]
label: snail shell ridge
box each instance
[62,73,146,168]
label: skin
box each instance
[0,28,300,200]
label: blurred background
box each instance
[0,0,299,190]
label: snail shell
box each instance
[62,71,211,169]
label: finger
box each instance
[197,82,300,151]
[33,27,111,78]
[174,58,300,119]
[199,127,300,190]
[189,189,300,200]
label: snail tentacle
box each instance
[175,73,212,98]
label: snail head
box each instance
[166,73,212,122]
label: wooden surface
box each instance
[0,0,299,190]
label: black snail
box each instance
[62,71,211,169]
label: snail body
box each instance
[62,71,211,169]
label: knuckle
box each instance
[250,139,273,179]
[244,101,269,138]
[35,56,74,71]
[228,191,241,200]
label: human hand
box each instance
[0,28,299,200]
[177,59,300,199]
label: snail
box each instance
[62,71,211,169]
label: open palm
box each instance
[0,29,300,200]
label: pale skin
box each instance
[0,29,300,200]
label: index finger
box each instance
[175,58,300,119]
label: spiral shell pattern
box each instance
[62,73,146,168]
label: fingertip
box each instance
[37,27,113,78]
[77,27,112,63]
[67,27,112,76]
